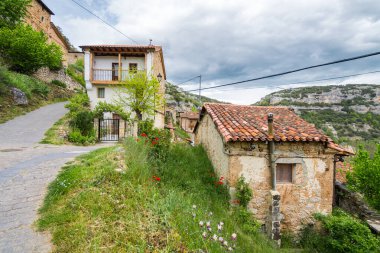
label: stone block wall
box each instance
[335,182,380,234]
[266,190,281,246]
[33,67,84,91]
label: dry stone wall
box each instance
[33,67,84,91]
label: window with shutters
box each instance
[276,163,294,183]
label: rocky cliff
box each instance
[256,84,380,142]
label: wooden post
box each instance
[90,52,94,81]
[118,53,121,81]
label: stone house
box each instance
[80,44,167,141]
[179,111,199,140]
[25,0,82,66]
[194,103,352,238]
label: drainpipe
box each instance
[268,113,276,190]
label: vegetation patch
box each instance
[40,114,70,145]
[37,139,283,252]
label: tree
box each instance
[0,0,31,28]
[116,71,163,121]
[347,145,380,211]
[0,24,62,73]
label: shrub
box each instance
[0,0,31,28]
[347,145,380,210]
[68,128,96,145]
[51,80,66,88]
[235,176,253,208]
[300,210,380,253]
[64,93,90,116]
[66,59,85,87]
[139,128,171,161]
[138,119,154,135]
[69,111,94,137]
[93,101,130,120]
[0,24,62,73]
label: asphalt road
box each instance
[0,103,112,252]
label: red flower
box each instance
[153,176,161,181]
[155,137,159,141]
[151,141,158,146]
[141,133,147,137]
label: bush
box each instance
[236,176,253,208]
[66,59,85,87]
[69,111,94,137]
[347,145,380,210]
[139,128,171,161]
[0,24,62,73]
[300,210,380,253]
[138,119,154,135]
[64,93,90,116]
[0,0,31,28]
[51,80,67,88]
[68,128,96,145]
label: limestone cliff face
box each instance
[256,84,380,141]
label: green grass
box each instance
[37,140,288,252]
[40,114,70,145]
[0,65,74,124]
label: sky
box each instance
[45,0,380,104]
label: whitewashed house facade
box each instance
[80,45,167,140]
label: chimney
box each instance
[268,113,274,138]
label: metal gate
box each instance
[98,119,120,141]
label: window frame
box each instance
[276,163,295,184]
[97,87,105,98]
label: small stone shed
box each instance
[194,103,352,235]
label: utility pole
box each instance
[198,75,202,105]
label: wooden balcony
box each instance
[91,68,145,84]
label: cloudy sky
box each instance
[45,0,380,104]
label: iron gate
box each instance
[98,119,120,141]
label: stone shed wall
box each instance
[195,114,230,179]
[227,141,335,232]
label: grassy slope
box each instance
[40,114,70,145]
[37,140,287,252]
[0,67,74,123]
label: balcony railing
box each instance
[92,68,145,82]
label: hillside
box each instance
[165,82,223,111]
[256,84,380,144]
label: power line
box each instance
[210,70,380,93]
[185,51,380,92]
[69,0,139,44]
[176,75,201,86]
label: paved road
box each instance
[0,103,112,252]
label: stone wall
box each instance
[335,182,380,234]
[33,67,84,91]
[25,0,51,33]
[195,115,336,233]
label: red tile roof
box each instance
[198,103,353,155]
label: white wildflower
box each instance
[223,241,228,247]
[228,247,233,251]
[202,232,207,238]
[192,205,197,209]
[219,221,224,226]
[217,224,222,231]
[206,221,211,227]
[199,221,204,227]
[218,237,224,243]
[212,234,218,241]
[231,233,237,240]
[207,227,212,232]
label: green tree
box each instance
[0,24,62,73]
[0,0,31,28]
[347,145,380,210]
[116,70,163,121]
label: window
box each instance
[276,163,294,183]
[112,63,119,81]
[97,88,105,98]
[129,63,138,73]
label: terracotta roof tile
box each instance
[199,103,353,155]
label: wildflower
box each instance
[212,234,218,241]
[218,237,224,243]
[192,213,196,218]
[151,141,158,146]
[152,176,161,181]
[206,221,211,227]
[202,232,207,238]
[155,137,159,141]
[192,205,197,209]
[219,221,224,226]
[217,224,222,232]
[228,247,233,251]
[199,221,204,227]
[207,227,212,232]
[209,212,213,216]
[223,241,228,247]
[231,233,237,240]
[141,133,147,137]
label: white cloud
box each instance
[46,0,380,104]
